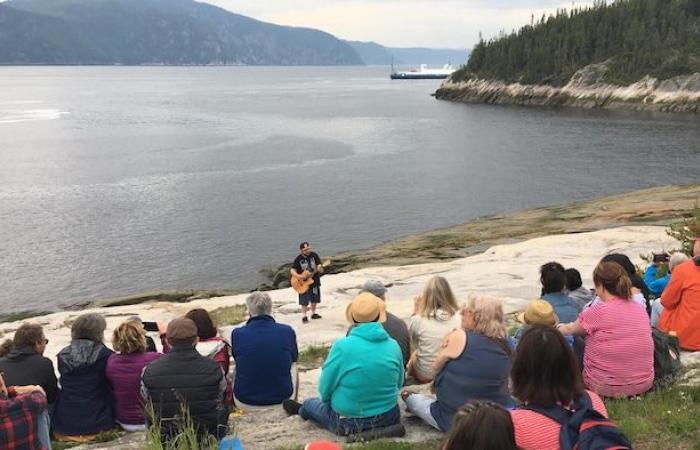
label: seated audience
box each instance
[564,268,594,310]
[106,321,164,431]
[557,261,654,397]
[141,318,230,442]
[358,279,410,366]
[403,294,513,431]
[231,292,298,406]
[539,262,579,322]
[185,308,232,404]
[651,252,690,327]
[52,313,116,441]
[442,400,516,450]
[406,276,460,383]
[283,293,403,436]
[644,252,671,298]
[0,323,58,405]
[657,237,700,350]
[0,372,49,450]
[510,325,610,450]
[511,299,573,348]
[601,253,650,310]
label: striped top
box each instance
[510,391,607,450]
[579,297,654,397]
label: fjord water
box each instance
[1,66,699,312]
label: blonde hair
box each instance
[465,294,507,340]
[417,276,459,319]
[112,321,147,354]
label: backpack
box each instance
[524,392,632,450]
[651,327,682,390]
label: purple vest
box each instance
[106,352,162,425]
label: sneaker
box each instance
[302,316,309,323]
[311,313,322,319]
[283,399,302,416]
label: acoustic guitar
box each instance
[291,260,331,294]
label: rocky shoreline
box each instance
[435,63,700,113]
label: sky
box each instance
[202,0,595,49]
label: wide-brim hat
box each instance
[346,292,387,324]
[517,299,559,327]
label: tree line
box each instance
[453,0,700,86]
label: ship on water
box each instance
[390,63,455,80]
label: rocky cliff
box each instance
[435,63,700,113]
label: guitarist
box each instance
[291,242,324,323]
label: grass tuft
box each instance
[209,305,248,327]
[297,345,331,369]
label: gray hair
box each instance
[246,292,272,317]
[71,313,107,343]
[361,279,387,300]
[670,252,690,272]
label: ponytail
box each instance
[593,261,632,300]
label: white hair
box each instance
[246,292,272,317]
[670,252,690,272]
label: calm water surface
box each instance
[1,66,699,311]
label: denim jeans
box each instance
[38,410,52,450]
[299,398,400,436]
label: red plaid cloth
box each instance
[0,388,47,450]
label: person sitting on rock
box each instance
[557,261,654,398]
[539,262,579,323]
[651,252,690,327]
[231,292,298,406]
[0,323,58,406]
[510,299,573,348]
[643,252,671,299]
[141,318,230,442]
[52,313,116,441]
[185,308,232,404]
[106,321,165,431]
[282,293,403,436]
[0,371,49,450]
[564,268,594,311]
[406,276,461,383]
[509,325,613,450]
[442,400,516,450]
[403,294,513,432]
[656,237,700,350]
[354,280,410,366]
[600,253,650,311]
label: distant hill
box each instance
[0,0,363,65]
[454,0,700,86]
[346,40,469,66]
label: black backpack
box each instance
[525,392,632,450]
[651,327,682,390]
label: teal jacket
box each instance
[318,322,403,418]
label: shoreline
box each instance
[2,182,694,321]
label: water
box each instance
[1,66,699,312]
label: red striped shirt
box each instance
[510,390,607,450]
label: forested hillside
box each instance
[453,0,700,86]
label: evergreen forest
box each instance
[453,0,700,86]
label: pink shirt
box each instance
[511,391,607,450]
[579,297,654,397]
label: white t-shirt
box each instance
[407,311,461,380]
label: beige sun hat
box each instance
[346,292,387,324]
[517,299,559,327]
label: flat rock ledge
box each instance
[435,65,700,113]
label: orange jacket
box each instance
[659,259,700,350]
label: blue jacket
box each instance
[231,315,298,405]
[52,340,115,435]
[319,322,403,418]
[644,264,669,298]
[542,292,579,324]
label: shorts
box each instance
[299,286,321,306]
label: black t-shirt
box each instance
[292,252,322,286]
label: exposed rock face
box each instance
[435,64,700,113]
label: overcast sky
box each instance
[202,0,594,48]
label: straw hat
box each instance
[517,299,559,327]
[346,292,387,324]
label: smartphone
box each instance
[143,321,159,332]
